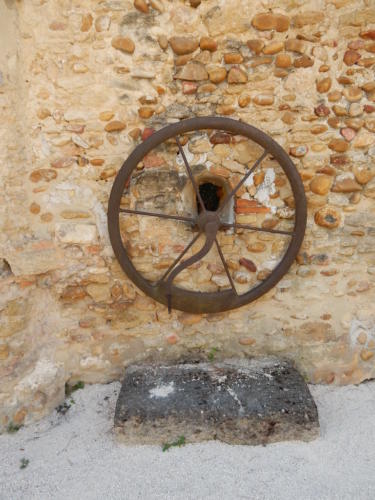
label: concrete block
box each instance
[114,358,319,445]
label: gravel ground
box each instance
[1,380,375,500]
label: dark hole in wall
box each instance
[0,259,13,277]
[197,182,224,213]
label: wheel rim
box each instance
[108,117,307,313]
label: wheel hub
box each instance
[196,210,221,234]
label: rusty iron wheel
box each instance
[108,117,307,313]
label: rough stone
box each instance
[138,106,155,118]
[353,165,374,185]
[343,87,363,102]
[366,119,375,133]
[114,359,319,445]
[251,56,273,68]
[182,81,198,94]
[81,14,93,32]
[349,103,363,117]
[111,36,135,54]
[360,30,375,40]
[285,39,306,54]
[7,245,63,276]
[343,50,361,66]
[275,53,292,68]
[252,13,290,32]
[314,206,341,229]
[328,139,349,152]
[105,121,126,132]
[353,131,374,148]
[360,350,374,361]
[87,284,111,303]
[294,55,314,68]
[290,145,307,157]
[364,105,375,113]
[263,42,284,55]
[315,104,330,117]
[199,37,217,52]
[247,39,264,54]
[332,175,362,193]
[227,67,247,84]
[158,34,168,50]
[345,118,363,130]
[328,91,342,102]
[293,11,324,27]
[208,67,226,83]
[310,175,332,195]
[333,106,347,119]
[29,169,57,183]
[61,286,87,303]
[253,94,274,106]
[99,111,115,121]
[169,36,199,55]
[175,62,208,81]
[340,127,356,141]
[134,0,149,13]
[316,77,332,93]
[224,52,243,64]
[238,94,251,107]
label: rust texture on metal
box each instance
[108,116,307,314]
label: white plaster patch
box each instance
[255,168,276,212]
[16,359,60,393]
[149,382,175,399]
[243,168,277,213]
[55,222,97,244]
[226,387,244,414]
[244,172,254,187]
[91,201,109,244]
[336,172,355,182]
[197,153,207,164]
[80,357,111,369]
[349,319,375,348]
[176,144,194,167]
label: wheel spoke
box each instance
[215,238,238,296]
[222,222,294,236]
[218,150,268,215]
[119,208,195,224]
[175,136,206,213]
[156,231,202,284]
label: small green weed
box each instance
[57,379,81,415]
[56,398,74,415]
[65,381,85,396]
[162,436,186,452]
[20,458,29,470]
[7,422,21,434]
[208,347,219,362]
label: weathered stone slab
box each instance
[114,358,319,445]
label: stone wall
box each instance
[1,0,375,432]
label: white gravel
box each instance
[1,380,375,500]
